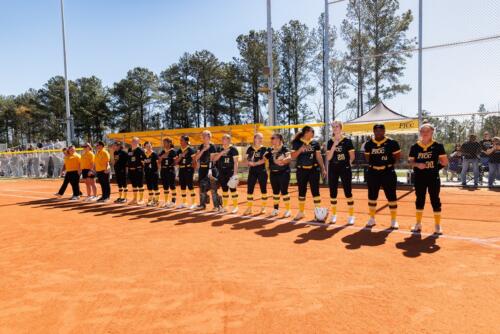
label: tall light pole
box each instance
[60,0,72,145]
[266,0,275,126]
[323,0,330,139]
[418,0,423,125]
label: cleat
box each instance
[243,207,253,216]
[177,203,187,209]
[119,198,127,203]
[366,218,376,227]
[390,220,399,229]
[259,207,266,215]
[69,196,80,201]
[113,198,122,203]
[329,215,337,224]
[283,210,291,218]
[195,205,206,210]
[270,209,279,217]
[97,198,109,203]
[189,204,197,210]
[136,200,145,205]
[412,223,422,233]
[434,225,442,235]
[347,216,355,226]
[231,207,239,214]
[219,207,227,214]
[128,199,137,205]
[294,211,305,221]
[166,202,175,208]
[212,206,220,212]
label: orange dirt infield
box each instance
[0,179,499,333]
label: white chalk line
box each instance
[0,191,498,250]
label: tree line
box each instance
[0,0,415,146]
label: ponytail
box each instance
[293,126,313,142]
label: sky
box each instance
[1,0,499,120]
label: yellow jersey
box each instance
[95,149,110,172]
[64,153,81,172]
[80,151,95,170]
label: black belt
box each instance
[179,165,192,169]
[297,164,317,170]
[128,167,143,170]
[369,164,393,171]
[200,164,209,168]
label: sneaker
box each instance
[294,211,305,221]
[195,205,206,210]
[270,209,279,217]
[128,199,137,205]
[329,215,337,224]
[259,207,266,215]
[434,225,442,235]
[212,206,221,212]
[165,202,175,208]
[177,203,187,209]
[283,210,291,218]
[136,200,145,205]
[243,207,252,216]
[219,207,227,214]
[412,222,422,233]
[366,218,376,227]
[231,207,239,214]
[146,200,153,207]
[189,204,197,210]
[113,198,122,203]
[69,196,80,201]
[97,197,109,203]
[347,216,355,226]
[390,220,399,229]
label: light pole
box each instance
[323,0,330,140]
[60,0,72,145]
[266,0,275,126]
[418,0,423,125]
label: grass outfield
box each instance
[0,179,499,333]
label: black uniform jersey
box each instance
[409,141,446,174]
[177,146,195,168]
[327,137,354,166]
[198,143,216,168]
[246,145,268,173]
[292,139,320,168]
[113,150,128,172]
[127,147,146,169]
[217,145,239,171]
[364,137,401,169]
[265,145,291,173]
[144,151,159,173]
[159,149,177,170]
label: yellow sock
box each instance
[231,191,238,207]
[313,196,321,208]
[273,195,280,209]
[284,195,290,211]
[164,190,169,203]
[155,191,160,202]
[118,188,123,199]
[261,194,267,208]
[330,198,337,215]
[133,188,138,200]
[416,210,423,223]
[148,191,153,201]
[368,200,376,218]
[247,194,254,208]
[346,197,354,217]
[434,212,441,225]
[172,191,177,203]
[123,188,128,199]
[299,197,305,213]
[190,189,196,203]
[222,191,229,208]
[389,201,397,220]
[139,188,144,201]
[181,190,187,204]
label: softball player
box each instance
[127,137,146,205]
[158,138,177,208]
[408,123,448,234]
[364,124,401,228]
[244,133,269,215]
[80,143,97,201]
[194,130,217,210]
[291,126,327,221]
[213,134,240,214]
[94,141,111,202]
[176,135,197,209]
[64,146,81,200]
[112,141,129,203]
[326,121,355,225]
[143,141,160,206]
[265,133,292,218]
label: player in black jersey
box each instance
[127,137,146,205]
[158,138,177,208]
[194,130,218,210]
[175,135,197,209]
[291,126,327,221]
[408,123,448,234]
[143,141,160,206]
[364,124,401,229]
[243,133,269,215]
[326,121,355,225]
[112,141,129,203]
[213,134,240,214]
[264,133,292,218]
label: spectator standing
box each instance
[447,144,462,182]
[479,132,493,167]
[460,134,481,187]
[486,137,500,189]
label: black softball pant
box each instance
[328,164,353,199]
[145,172,159,191]
[367,169,397,202]
[270,171,290,196]
[66,171,80,197]
[161,169,176,191]
[179,168,194,190]
[296,167,320,198]
[247,170,268,195]
[96,171,111,199]
[115,170,127,189]
[128,168,144,188]
[414,171,441,212]
[219,169,236,192]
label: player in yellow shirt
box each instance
[94,141,111,202]
[80,143,97,201]
[64,146,82,200]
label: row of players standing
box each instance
[111,121,447,234]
